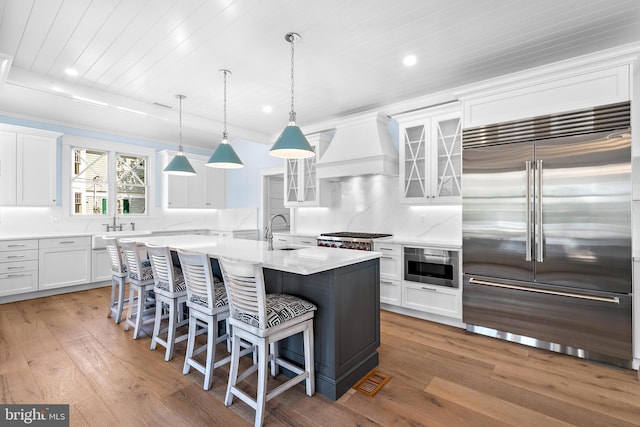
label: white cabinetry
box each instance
[271,233,294,249]
[396,105,462,205]
[294,236,317,247]
[0,239,39,297]
[39,237,91,291]
[374,242,402,306]
[0,129,59,206]
[164,153,225,209]
[209,229,259,240]
[284,133,332,207]
[91,249,112,283]
[401,282,460,319]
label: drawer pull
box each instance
[379,247,394,251]
[7,244,25,247]
[420,287,437,292]
[380,280,394,285]
[59,241,75,244]
[381,256,394,260]
[7,273,26,277]
[7,266,25,270]
[7,255,25,259]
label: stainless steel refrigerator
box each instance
[462,102,633,368]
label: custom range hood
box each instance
[315,112,398,179]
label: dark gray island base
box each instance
[263,258,380,400]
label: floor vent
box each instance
[353,370,391,396]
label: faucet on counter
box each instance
[265,214,289,251]
[103,213,124,232]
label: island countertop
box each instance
[127,234,381,275]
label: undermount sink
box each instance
[277,246,304,251]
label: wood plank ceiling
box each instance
[1,0,640,149]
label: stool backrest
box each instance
[146,244,179,292]
[177,250,216,310]
[218,257,268,329]
[119,239,147,281]
[105,237,126,275]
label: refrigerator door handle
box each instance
[468,278,620,304]
[536,160,544,262]
[525,161,532,261]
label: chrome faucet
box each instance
[265,214,289,251]
[103,213,123,232]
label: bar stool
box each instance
[177,250,233,391]
[218,256,316,427]
[146,244,189,361]
[105,237,127,324]
[120,239,155,339]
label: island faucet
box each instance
[265,214,289,251]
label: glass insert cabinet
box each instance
[396,106,462,205]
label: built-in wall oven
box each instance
[404,247,459,288]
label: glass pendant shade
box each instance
[207,138,244,169]
[207,69,244,169]
[270,123,314,159]
[164,94,196,176]
[164,152,196,175]
[270,32,315,159]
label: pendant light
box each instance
[164,94,196,175]
[207,69,244,169]
[270,32,315,159]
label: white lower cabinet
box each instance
[0,239,39,296]
[91,249,112,283]
[402,282,461,319]
[39,237,91,291]
[374,242,402,306]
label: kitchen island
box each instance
[131,234,381,400]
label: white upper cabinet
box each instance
[284,132,332,207]
[396,105,462,205]
[0,129,59,207]
[163,152,225,209]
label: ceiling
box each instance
[1,0,640,151]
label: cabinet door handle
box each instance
[420,287,437,292]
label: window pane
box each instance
[117,154,147,214]
[71,148,108,215]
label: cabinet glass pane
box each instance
[303,154,317,202]
[286,159,299,202]
[71,148,108,215]
[434,117,462,198]
[403,125,427,198]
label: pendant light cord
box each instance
[223,70,228,139]
[178,95,184,152]
[289,35,296,123]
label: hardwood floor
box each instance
[1,286,639,426]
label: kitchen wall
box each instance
[293,174,462,243]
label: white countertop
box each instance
[129,234,380,276]
[375,236,462,249]
[0,228,257,242]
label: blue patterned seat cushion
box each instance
[129,263,153,281]
[155,269,186,292]
[189,280,228,308]
[233,294,316,329]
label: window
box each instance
[71,148,108,215]
[116,154,147,215]
[70,148,147,216]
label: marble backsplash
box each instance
[293,175,462,244]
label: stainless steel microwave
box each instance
[404,247,459,288]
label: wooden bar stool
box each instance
[146,244,189,361]
[120,239,155,339]
[218,256,316,427]
[105,237,127,324]
[177,250,233,391]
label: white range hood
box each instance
[315,112,398,179]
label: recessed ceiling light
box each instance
[403,55,417,67]
[65,68,78,76]
[262,105,272,113]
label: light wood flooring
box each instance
[1,286,639,426]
